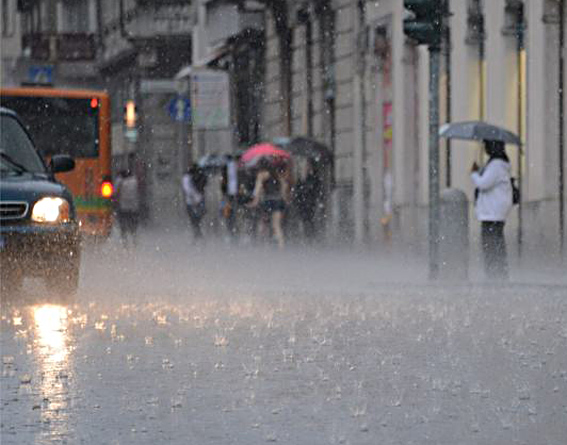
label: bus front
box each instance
[0,89,114,240]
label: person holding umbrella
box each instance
[247,158,290,249]
[440,121,521,280]
[471,140,513,280]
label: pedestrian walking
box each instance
[182,164,207,241]
[471,140,513,280]
[114,169,140,248]
[247,159,290,249]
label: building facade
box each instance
[193,0,566,260]
[2,0,194,227]
[97,0,193,226]
[2,0,100,88]
[1,0,22,86]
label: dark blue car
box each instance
[0,107,80,295]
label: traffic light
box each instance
[404,0,443,48]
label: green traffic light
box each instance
[403,0,443,47]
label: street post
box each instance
[404,0,444,279]
[560,0,565,258]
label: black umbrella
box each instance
[439,121,522,146]
[275,136,333,164]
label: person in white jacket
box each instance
[115,169,140,248]
[471,140,513,280]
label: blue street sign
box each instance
[28,65,53,85]
[167,96,191,122]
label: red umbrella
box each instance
[240,143,291,167]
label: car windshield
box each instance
[0,114,46,173]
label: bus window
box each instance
[0,96,99,158]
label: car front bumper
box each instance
[0,223,80,274]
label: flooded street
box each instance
[2,230,567,445]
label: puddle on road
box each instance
[1,278,566,444]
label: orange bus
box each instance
[0,87,114,239]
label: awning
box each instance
[175,46,228,80]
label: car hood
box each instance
[0,173,70,202]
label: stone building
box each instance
[96,0,193,226]
[2,0,194,227]
[1,0,23,87]
[193,0,566,262]
[363,0,566,263]
[2,0,100,88]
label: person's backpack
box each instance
[511,177,520,205]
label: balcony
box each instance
[22,33,97,61]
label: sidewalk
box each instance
[88,227,566,300]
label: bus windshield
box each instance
[0,96,99,158]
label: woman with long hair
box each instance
[471,140,513,279]
[247,159,290,249]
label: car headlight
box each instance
[31,197,71,223]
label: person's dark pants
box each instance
[118,211,139,245]
[300,210,317,241]
[481,221,508,280]
[187,204,204,239]
[226,196,238,239]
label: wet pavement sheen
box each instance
[1,234,567,444]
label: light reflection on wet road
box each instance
[1,232,567,444]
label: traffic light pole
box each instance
[429,46,441,280]
[560,0,565,258]
[403,0,443,279]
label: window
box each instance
[1,96,100,158]
[62,0,89,33]
[2,0,15,37]
[466,0,485,46]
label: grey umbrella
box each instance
[439,121,522,146]
[197,153,229,172]
[274,136,333,164]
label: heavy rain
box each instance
[1,1,567,445]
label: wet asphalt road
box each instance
[1,230,567,444]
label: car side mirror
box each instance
[50,154,75,173]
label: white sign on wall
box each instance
[190,69,230,130]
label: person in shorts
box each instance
[247,159,290,249]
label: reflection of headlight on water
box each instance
[33,305,69,363]
[31,197,70,223]
[32,304,72,439]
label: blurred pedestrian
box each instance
[182,164,207,241]
[247,159,290,249]
[114,169,140,248]
[295,159,322,242]
[471,140,513,280]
